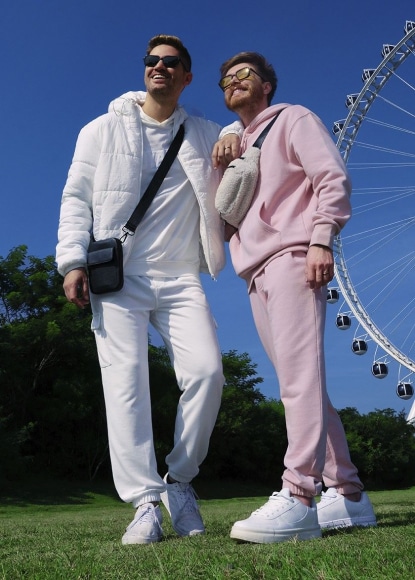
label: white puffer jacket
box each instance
[56,91,237,278]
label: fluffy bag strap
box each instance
[252,113,281,149]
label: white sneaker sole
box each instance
[319,516,377,529]
[230,525,322,544]
[122,534,162,545]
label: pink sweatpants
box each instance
[249,251,363,497]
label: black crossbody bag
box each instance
[87,124,185,295]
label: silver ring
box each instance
[323,271,329,275]
[225,146,231,150]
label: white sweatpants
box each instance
[90,274,224,507]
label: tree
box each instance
[202,351,287,484]
[1,247,415,491]
[0,247,108,481]
[339,406,415,488]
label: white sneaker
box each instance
[121,503,163,545]
[160,474,205,536]
[317,488,377,529]
[230,489,322,544]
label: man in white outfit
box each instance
[56,34,239,544]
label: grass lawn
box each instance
[0,478,414,579]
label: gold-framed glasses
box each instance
[218,67,265,91]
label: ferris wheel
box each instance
[328,20,415,419]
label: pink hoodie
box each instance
[229,103,352,287]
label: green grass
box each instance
[0,479,414,579]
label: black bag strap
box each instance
[252,107,286,149]
[121,123,185,240]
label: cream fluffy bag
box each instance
[215,146,261,228]
[215,109,285,228]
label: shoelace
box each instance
[173,483,200,515]
[319,489,337,504]
[254,492,294,515]
[138,505,154,522]
[131,504,159,527]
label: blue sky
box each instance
[2,1,414,416]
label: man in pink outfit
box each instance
[214,52,377,543]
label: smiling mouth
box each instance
[152,73,169,80]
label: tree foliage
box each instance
[0,246,108,482]
[339,406,415,488]
[202,351,287,484]
[1,246,414,491]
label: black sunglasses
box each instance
[219,67,265,90]
[143,55,188,71]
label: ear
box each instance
[263,81,272,97]
[183,71,193,87]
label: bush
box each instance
[339,407,415,488]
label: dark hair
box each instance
[146,34,192,72]
[220,52,277,105]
